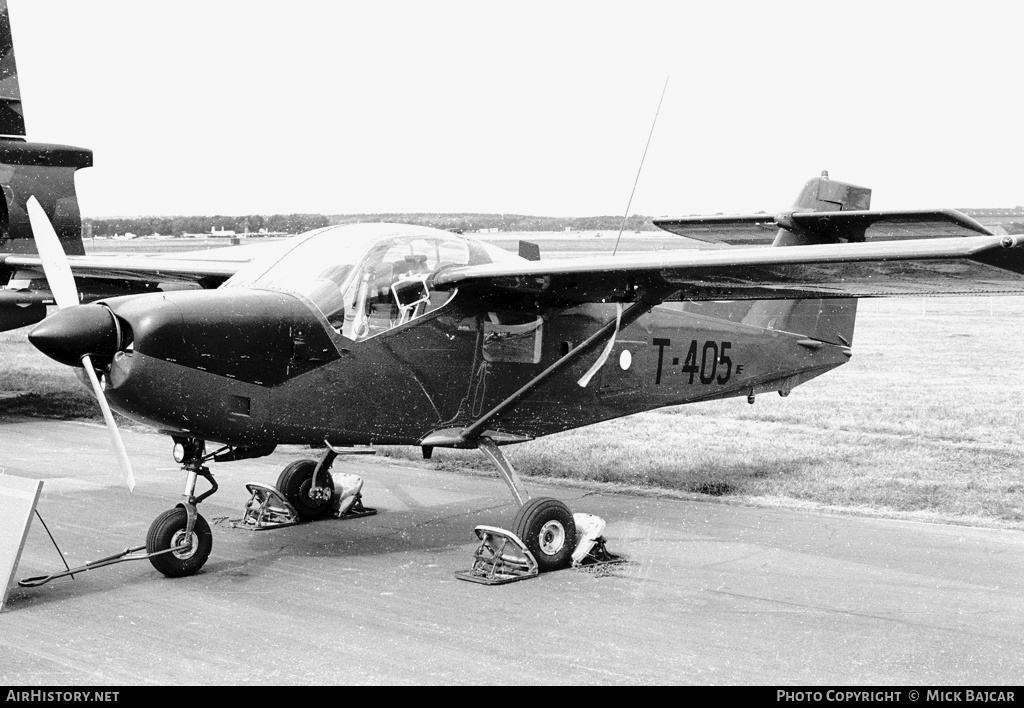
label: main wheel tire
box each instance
[277,460,335,521]
[511,497,577,573]
[146,507,213,578]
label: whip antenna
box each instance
[612,76,669,256]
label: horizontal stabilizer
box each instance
[653,209,992,246]
[653,214,780,245]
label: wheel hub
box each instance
[308,484,333,502]
[301,479,333,504]
[538,520,566,556]
[170,529,199,560]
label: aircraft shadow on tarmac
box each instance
[217,497,521,557]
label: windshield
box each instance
[227,223,481,340]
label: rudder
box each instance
[741,171,865,346]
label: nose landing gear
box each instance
[146,507,213,577]
[146,437,218,578]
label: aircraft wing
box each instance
[653,209,991,246]
[433,233,1024,302]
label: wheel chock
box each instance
[231,483,302,530]
[225,475,377,531]
[455,525,539,585]
[333,493,377,520]
[571,513,625,568]
[457,515,624,585]
[573,536,625,567]
[329,473,377,520]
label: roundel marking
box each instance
[619,349,632,370]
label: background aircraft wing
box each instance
[653,209,991,246]
[433,233,1024,302]
[0,239,289,285]
[0,252,241,284]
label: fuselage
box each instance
[31,224,853,449]
[97,290,850,448]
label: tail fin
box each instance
[0,0,92,258]
[741,171,863,346]
[773,171,872,246]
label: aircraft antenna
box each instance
[612,76,669,257]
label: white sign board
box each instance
[0,475,43,611]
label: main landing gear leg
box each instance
[146,437,217,578]
[476,437,576,573]
[477,437,528,507]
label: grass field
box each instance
[376,296,1024,528]
[2,291,1022,528]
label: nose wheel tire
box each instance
[146,507,213,577]
[276,460,335,521]
[511,497,577,573]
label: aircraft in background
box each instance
[0,0,95,331]
[0,0,281,334]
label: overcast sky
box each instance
[8,1,1024,218]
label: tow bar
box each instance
[19,542,194,588]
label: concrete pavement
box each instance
[2,418,1022,685]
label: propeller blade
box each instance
[27,196,79,310]
[27,196,136,491]
[82,353,136,492]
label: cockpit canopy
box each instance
[226,223,517,341]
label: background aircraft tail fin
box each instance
[741,172,864,346]
[0,0,92,259]
[0,0,92,332]
[0,0,24,138]
[0,141,93,257]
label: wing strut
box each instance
[422,289,675,449]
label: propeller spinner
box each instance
[28,304,120,367]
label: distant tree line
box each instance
[326,213,658,234]
[82,213,658,238]
[83,210,1024,239]
[83,214,332,238]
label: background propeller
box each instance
[27,196,136,491]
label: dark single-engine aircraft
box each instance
[23,170,1024,577]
